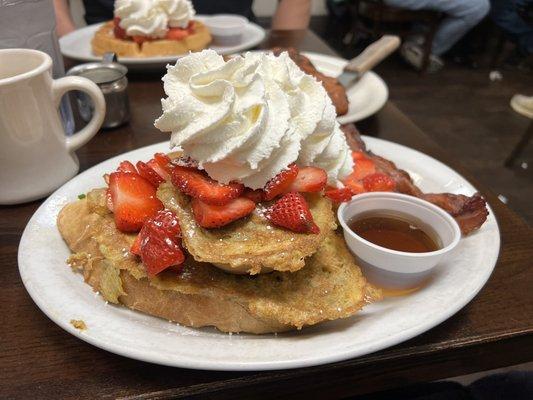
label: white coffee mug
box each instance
[0,49,105,205]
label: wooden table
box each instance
[1,30,532,400]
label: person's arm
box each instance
[271,0,311,30]
[54,0,76,37]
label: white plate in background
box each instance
[59,18,266,70]
[304,52,389,123]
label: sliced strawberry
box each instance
[135,210,185,276]
[192,197,256,228]
[130,209,181,257]
[108,171,163,232]
[113,17,127,40]
[154,153,174,176]
[242,188,265,203]
[171,166,244,205]
[266,192,319,234]
[147,159,170,182]
[352,150,368,162]
[362,172,396,192]
[263,164,299,201]
[351,157,376,180]
[342,174,366,195]
[117,160,138,174]
[289,167,327,193]
[136,161,164,187]
[325,187,354,204]
[165,27,189,41]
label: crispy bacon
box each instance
[340,124,489,235]
[271,47,349,116]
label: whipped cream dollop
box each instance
[114,0,195,38]
[154,50,353,189]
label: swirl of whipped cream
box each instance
[114,0,194,38]
[154,50,353,190]
[159,0,195,28]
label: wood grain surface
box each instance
[1,30,532,400]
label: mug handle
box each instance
[52,76,106,152]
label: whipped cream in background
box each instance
[155,50,353,189]
[114,0,195,38]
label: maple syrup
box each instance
[348,212,441,253]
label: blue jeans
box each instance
[491,0,533,55]
[384,0,491,55]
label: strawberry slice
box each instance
[352,151,368,162]
[242,188,265,203]
[154,153,174,177]
[362,173,396,192]
[147,159,170,182]
[289,167,327,193]
[136,161,164,187]
[266,192,319,234]
[192,197,256,228]
[113,17,127,40]
[325,187,354,204]
[263,164,299,201]
[165,27,189,41]
[351,157,376,180]
[342,174,366,195]
[108,171,163,232]
[132,210,184,276]
[117,160,137,174]
[171,166,244,205]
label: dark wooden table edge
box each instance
[115,332,532,400]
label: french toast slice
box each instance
[57,191,380,334]
[157,182,337,274]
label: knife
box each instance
[337,35,401,88]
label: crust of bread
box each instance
[57,194,380,334]
[91,21,212,58]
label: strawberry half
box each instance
[363,173,396,192]
[266,192,319,234]
[289,167,327,193]
[108,171,163,232]
[136,161,164,187]
[263,163,299,201]
[132,210,184,276]
[325,187,354,204]
[171,166,244,205]
[192,197,256,228]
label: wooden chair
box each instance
[345,0,442,73]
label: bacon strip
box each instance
[341,124,489,235]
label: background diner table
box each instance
[1,30,532,400]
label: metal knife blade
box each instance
[337,35,401,88]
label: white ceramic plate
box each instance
[59,18,266,70]
[18,137,499,371]
[303,52,388,123]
